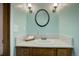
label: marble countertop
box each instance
[16,38,73,48]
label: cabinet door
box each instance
[32,48,56,56]
[16,47,30,56]
[57,48,72,56]
[16,47,56,56]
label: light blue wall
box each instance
[27,3,59,35]
[12,6,27,36]
[59,4,79,56]
[11,4,27,55]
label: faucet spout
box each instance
[41,37,47,40]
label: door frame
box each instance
[3,3,10,56]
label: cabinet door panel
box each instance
[57,48,72,56]
[16,47,30,56]
[32,48,56,56]
[16,47,56,56]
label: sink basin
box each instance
[41,37,47,40]
[33,39,55,45]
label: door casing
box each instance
[3,3,10,56]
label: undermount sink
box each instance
[41,37,47,40]
[36,38,50,44]
[34,39,52,44]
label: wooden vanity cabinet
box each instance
[16,47,72,56]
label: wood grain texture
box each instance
[16,47,72,56]
[3,3,10,56]
[57,48,73,56]
[16,47,56,56]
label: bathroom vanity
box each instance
[16,36,73,56]
[16,47,72,56]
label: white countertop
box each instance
[16,38,73,48]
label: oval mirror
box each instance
[35,9,50,27]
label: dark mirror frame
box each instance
[35,9,50,27]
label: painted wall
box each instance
[27,3,59,35]
[59,4,79,56]
[0,3,3,55]
[11,4,27,55]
